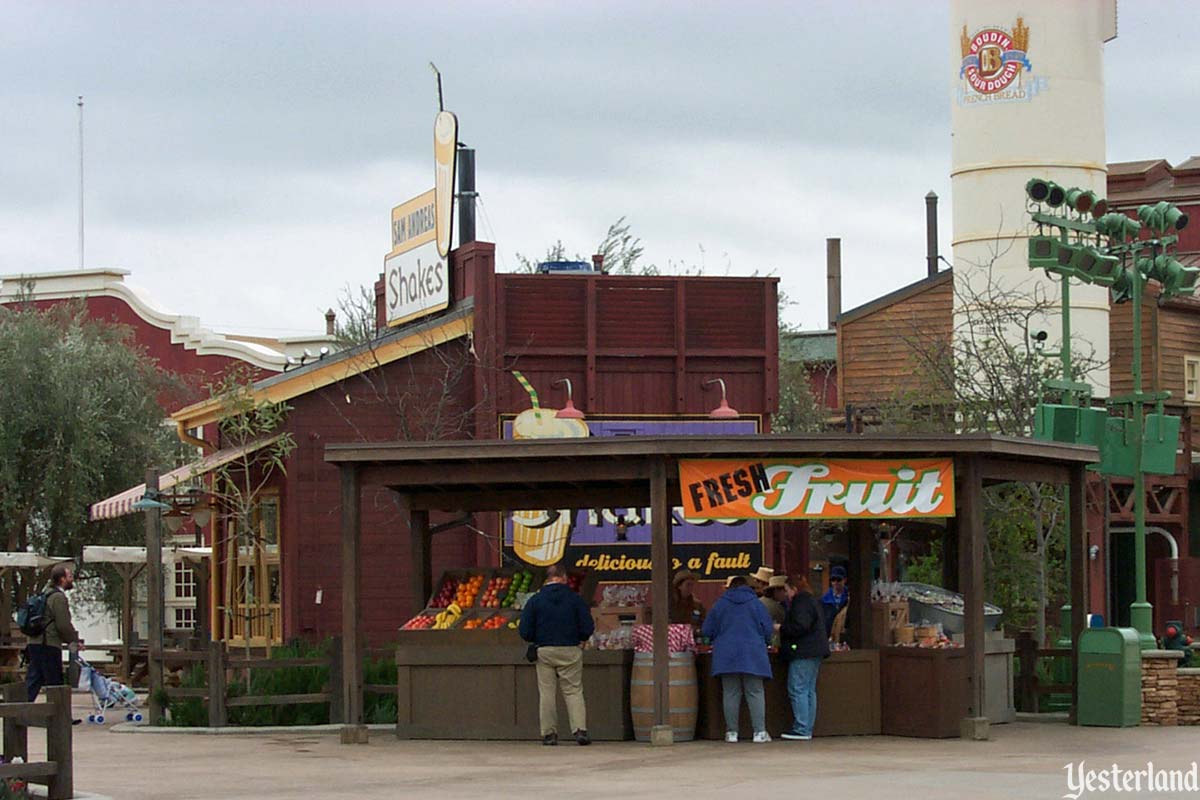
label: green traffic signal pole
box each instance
[1057,232,1075,649]
[1128,244,1155,648]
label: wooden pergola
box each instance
[326,433,1096,744]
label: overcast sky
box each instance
[2,1,1197,337]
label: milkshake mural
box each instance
[502,376,762,582]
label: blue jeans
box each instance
[786,657,821,736]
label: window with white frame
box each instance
[174,562,196,599]
[174,607,196,630]
[1186,356,1200,402]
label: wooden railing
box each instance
[155,639,395,727]
[0,683,72,800]
[226,605,283,645]
[1015,630,1073,713]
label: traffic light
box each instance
[1139,254,1200,299]
[1095,213,1142,242]
[1071,246,1123,286]
[1110,266,1136,304]
[1044,181,1066,207]
[1026,178,1066,207]
[1028,235,1062,272]
[1137,201,1189,234]
[1065,189,1097,216]
[1026,178,1051,203]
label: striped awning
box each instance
[88,435,282,521]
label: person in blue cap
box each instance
[820,565,849,637]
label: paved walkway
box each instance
[39,708,1200,799]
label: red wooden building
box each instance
[168,244,782,645]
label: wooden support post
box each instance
[0,571,11,640]
[649,458,672,746]
[407,499,431,616]
[847,520,873,648]
[44,685,72,800]
[339,466,368,744]
[1014,631,1038,713]
[207,639,226,727]
[957,456,988,739]
[194,560,211,643]
[119,563,134,683]
[145,468,165,725]
[2,683,27,763]
[328,635,344,724]
[1069,465,1088,725]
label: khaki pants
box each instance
[536,645,587,735]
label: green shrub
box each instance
[226,640,331,726]
[162,665,208,727]
[161,639,403,727]
[363,646,398,725]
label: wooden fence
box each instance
[156,638,395,727]
[1015,630,1073,713]
[0,683,72,800]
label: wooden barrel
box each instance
[630,651,698,742]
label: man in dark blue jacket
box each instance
[519,564,595,745]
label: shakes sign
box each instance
[383,110,458,327]
[679,458,955,520]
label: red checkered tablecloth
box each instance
[632,623,695,653]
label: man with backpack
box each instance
[22,563,80,702]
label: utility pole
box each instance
[77,95,85,269]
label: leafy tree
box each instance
[0,290,175,618]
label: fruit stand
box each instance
[329,434,1095,745]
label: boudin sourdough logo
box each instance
[958,17,1044,106]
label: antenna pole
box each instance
[429,62,444,111]
[77,95,85,269]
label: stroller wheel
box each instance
[133,713,143,722]
[87,714,95,723]
[126,712,133,721]
[95,714,104,724]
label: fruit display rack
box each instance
[400,565,596,640]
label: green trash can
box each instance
[1077,627,1141,727]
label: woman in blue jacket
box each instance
[701,575,775,743]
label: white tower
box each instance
[950,1,1118,396]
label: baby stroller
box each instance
[75,656,142,724]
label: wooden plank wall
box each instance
[495,275,778,419]
[838,275,953,408]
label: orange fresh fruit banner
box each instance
[678,458,956,520]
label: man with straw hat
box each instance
[747,566,774,596]
[759,575,788,626]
